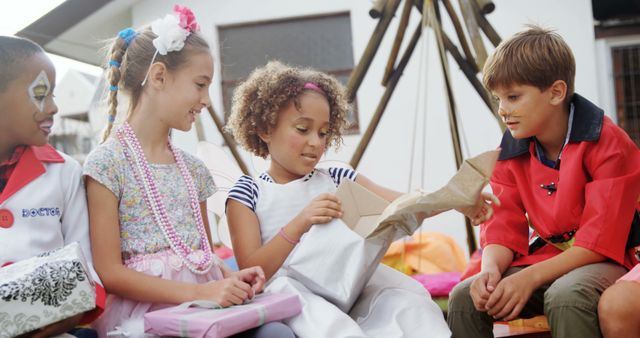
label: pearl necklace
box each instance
[116,123,213,274]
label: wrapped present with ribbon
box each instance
[283,150,499,312]
[0,242,97,338]
[144,293,301,338]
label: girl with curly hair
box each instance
[225,61,459,337]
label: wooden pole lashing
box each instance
[470,0,501,47]
[370,0,388,18]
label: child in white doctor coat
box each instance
[225,60,497,338]
[0,35,104,338]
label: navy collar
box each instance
[498,93,604,161]
[260,170,315,184]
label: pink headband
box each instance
[303,82,325,95]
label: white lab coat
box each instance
[0,145,104,321]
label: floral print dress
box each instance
[83,138,224,337]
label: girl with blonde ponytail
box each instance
[83,6,294,338]
[100,29,129,143]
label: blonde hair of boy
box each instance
[483,24,576,103]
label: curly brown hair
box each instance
[225,61,350,158]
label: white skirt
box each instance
[267,264,452,338]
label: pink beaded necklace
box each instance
[116,122,213,274]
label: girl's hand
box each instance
[291,193,342,236]
[194,277,253,307]
[485,271,536,321]
[458,192,501,225]
[231,266,266,294]
[469,269,502,312]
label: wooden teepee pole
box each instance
[441,31,502,129]
[350,24,423,168]
[205,106,250,175]
[471,0,501,47]
[412,0,502,128]
[427,0,479,253]
[441,0,477,72]
[382,0,414,86]
[427,0,462,168]
[458,0,488,70]
[346,0,403,101]
[346,0,506,253]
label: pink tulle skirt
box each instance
[92,250,224,337]
[618,264,640,283]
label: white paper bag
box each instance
[283,150,499,312]
[284,219,394,312]
[0,242,96,338]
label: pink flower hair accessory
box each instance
[142,4,200,86]
[174,4,199,33]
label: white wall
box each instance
[131,0,598,255]
[594,33,640,123]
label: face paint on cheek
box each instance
[28,70,50,113]
[499,107,518,122]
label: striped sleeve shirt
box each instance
[226,167,357,212]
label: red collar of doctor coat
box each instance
[0,144,64,205]
[0,146,105,322]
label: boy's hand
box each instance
[470,269,502,311]
[458,192,501,225]
[485,271,536,321]
[293,193,342,234]
[232,266,266,294]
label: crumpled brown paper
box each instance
[372,149,499,239]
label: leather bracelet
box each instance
[278,227,300,245]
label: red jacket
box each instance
[481,94,640,269]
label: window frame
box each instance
[217,12,360,134]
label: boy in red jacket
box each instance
[447,25,640,338]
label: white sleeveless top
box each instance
[227,168,357,244]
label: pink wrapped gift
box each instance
[144,293,301,337]
[619,264,640,283]
[412,272,462,297]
